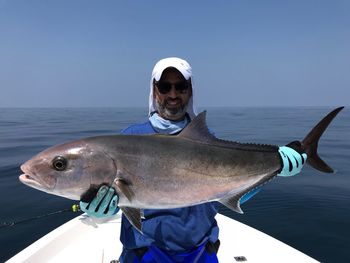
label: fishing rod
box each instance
[0,204,81,229]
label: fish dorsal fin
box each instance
[178,110,278,152]
[178,111,216,143]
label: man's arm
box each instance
[239,145,307,205]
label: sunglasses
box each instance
[154,81,190,94]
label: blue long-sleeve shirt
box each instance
[119,120,259,252]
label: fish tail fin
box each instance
[287,107,344,173]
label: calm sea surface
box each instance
[0,107,349,262]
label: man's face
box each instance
[153,68,192,121]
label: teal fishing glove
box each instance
[278,146,307,177]
[79,185,119,218]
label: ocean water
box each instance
[0,107,349,262]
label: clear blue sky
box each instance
[0,1,349,107]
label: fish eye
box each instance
[52,156,67,171]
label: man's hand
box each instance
[80,185,119,218]
[278,146,307,177]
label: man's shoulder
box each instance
[121,121,156,135]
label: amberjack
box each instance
[19,107,344,231]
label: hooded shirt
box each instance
[119,57,219,253]
[148,57,197,120]
[148,57,196,134]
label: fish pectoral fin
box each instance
[114,176,134,202]
[120,206,142,232]
[219,195,243,214]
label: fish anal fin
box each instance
[114,176,134,202]
[120,207,142,233]
[177,111,217,143]
[219,195,243,214]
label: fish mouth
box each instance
[19,164,52,190]
[19,173,45,189]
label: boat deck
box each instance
[7,213,319,263]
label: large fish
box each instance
[19,107,344,231]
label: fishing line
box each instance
[0,204,81,229]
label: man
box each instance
[80,57,306,263]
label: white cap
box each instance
[148,57,198,119]
[151,57,192,81]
